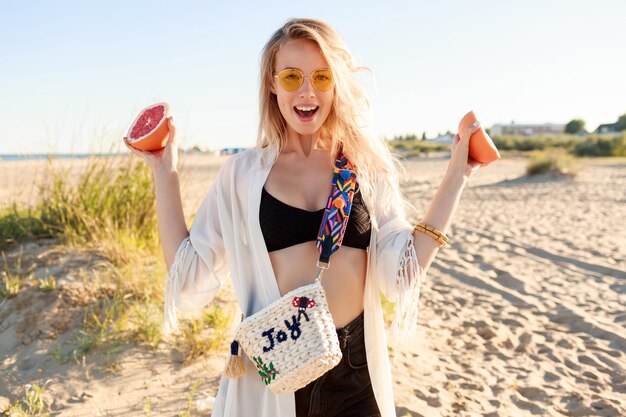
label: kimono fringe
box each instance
[164,236,191,334]
[390,233,425,350]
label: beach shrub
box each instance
[572,133,626,157]
[70,292,130,360]
[1,156,159,262]
[491,135,579,152]
[5,382,51,417]
[526,149,580,177]
[37,156,159,263]
[0,249,33,298]
[1,155,236,372]
[387,132,626,158]
[0,270,22,298]
[37,276,56,291]
[0,205,50,248]
[53,263,167,362]
[130,299,163,348]
[175,304,234,363]
[388,140,450,156]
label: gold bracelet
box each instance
[413,222,449,247]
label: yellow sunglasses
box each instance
[273,68,335,92]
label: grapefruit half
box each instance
[126,102,171,151]
[458,110,501,166]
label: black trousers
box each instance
[295,311,381,417]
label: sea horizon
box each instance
[0,152,128,162]
[0,147,246,162]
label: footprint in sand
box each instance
[543,371,560,383]
[413,388,442,407]
[516,386,550,403]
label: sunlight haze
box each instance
[1,0,624,154]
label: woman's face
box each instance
[271,38,335,137]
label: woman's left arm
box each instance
[414,121,483,273]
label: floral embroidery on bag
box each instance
[253,356,279,385]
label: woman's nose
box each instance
[299,75,315,97]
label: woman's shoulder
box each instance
[218,147,264,175]
[212,146,273,190]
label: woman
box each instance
[125,17,481,417]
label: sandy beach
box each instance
[1,153,624,416]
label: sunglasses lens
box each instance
[276,69,334,92]
[312,69,334,91]
[278,69,303,91]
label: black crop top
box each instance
[260,185,372,252]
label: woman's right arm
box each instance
[153,169,189,271]
[124,117,188,271]
[124,117,228,332]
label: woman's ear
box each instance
[270,81,277,95]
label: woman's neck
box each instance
[283,128,326,157]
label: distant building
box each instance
[489,122,565,136]
[220,147,247,155]
[425,133,454,144]
[594,123,621,136]
[185,145,210,154]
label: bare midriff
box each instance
[269,242,368,329]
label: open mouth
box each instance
[294,106,319,120]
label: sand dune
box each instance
[1,154,624,416]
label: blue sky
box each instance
[1,0,624,154]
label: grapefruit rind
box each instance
[458,110,501,166]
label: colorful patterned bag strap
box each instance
[222,149,358,381]
[315,151,358,271]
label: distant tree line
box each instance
[565,113,626,134]
[392,132,428,141]
[391,113,626,140]
[389,133,626,157]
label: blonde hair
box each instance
[257,18,413,222]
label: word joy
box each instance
[261,315,303,353]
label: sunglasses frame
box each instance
[273,68,335,92]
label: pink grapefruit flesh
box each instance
[127,102,171,151]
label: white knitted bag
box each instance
[234,277,341,393]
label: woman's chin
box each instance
[287,122,323,136]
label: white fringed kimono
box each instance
[164,147,425,417]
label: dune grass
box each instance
[0,156,159,262]
[0,205,50,248]
[1,249,32,298]
[38,156,160,263]
[3,382,51,416]
[0,271,22,298]
[526,148,581,177]
[1,155,233,374]
[37,275,56,291]
[178,378,206,417]
[388,139,450,157]
[176,304,235,364]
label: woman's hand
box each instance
[123,117,178,174]
[446,120,482,180]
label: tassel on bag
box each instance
[223,340,245,379]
